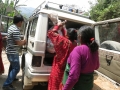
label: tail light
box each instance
[32,56,42,67]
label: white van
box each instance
[21,1,95,89]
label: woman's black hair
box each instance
[13,15,24,24]
[67,28,77,42]
[78,26,99,52]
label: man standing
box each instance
[2,15,26,90]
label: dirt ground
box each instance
[93,75,120,90]
[0,51,120,90]
[0,51,22,90]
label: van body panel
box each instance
[27,13,48,56]
[40,9,95,25]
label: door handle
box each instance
[106,55,113,66]
[30,41,34,47]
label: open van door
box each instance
[94,18,120,84]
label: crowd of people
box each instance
[0,15,99,90]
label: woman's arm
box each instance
[47,25,68,49]
[63,47,81,90]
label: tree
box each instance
[0,0,3,3]
[0,0,19,17]
[90,0,120,21]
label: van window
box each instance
[30,17,38,37]
[98,22,120,52]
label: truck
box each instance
[93,18,120,90]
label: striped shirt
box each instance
[6,24,21,54]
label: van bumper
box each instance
[26,69,50,82]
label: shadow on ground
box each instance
[0,75,22,90]
[0,75,47,90]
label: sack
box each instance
[46,38,55,53]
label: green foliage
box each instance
[90,0,120,21]
[0,0,2,3]
[0,0,15,17]
[83,12,89,16]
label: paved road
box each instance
[0,51,47,90]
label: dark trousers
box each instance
[3,54,20,86]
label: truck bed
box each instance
[93,71,120,90]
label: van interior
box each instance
[43,18,84,66]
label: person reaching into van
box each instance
[46,20,67,54]
[2,15,26,90]
[47,20,77,90]
[61,26,99,90]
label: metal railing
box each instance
[32,0,89,18]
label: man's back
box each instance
[6,24,21,54]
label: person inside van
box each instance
[47,20,77,90]
[61,26,99,90]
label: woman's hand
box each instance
[52,20,67,32]
[57,20,67,27]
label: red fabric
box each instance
[53,25,67,37]
[59,41,77,90]
[48,26,76,90]
[0,33,4,74]
[59,83,64,90]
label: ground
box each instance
[0,51,22,90]
[93,75,120,90]
[0,51,120,90]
